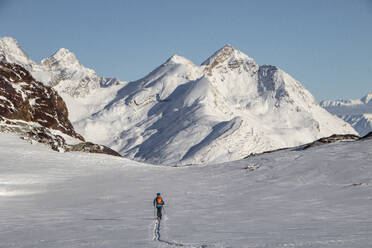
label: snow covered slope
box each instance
[1,131,372,247]
[0,37,126,122]
[321,92,372,136]
[76,45,356,165]
[1,37,356,165]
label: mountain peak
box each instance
[0,37,20,48]
[361,92,372,104]
[201,44,235,66]
[0,37,32,65]
[165,54,195,65]
[42,48,80,67]
[201,44,255,72]
[51,48,79,63]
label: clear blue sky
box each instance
[0,0,371,101]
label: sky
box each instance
[0,0,371,101]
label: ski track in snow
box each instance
[152,218,208,248]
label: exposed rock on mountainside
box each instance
[68,142,121,156]
[0,119,66,151]
[0,119,121,156]
[245,133,361,158]
[0,61,83,140]
[0,61,121,157]
[300,134,360,150]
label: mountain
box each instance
[74,45,357,165]
[0,61,120,156]
[0,38,357,165]
[0,37,126,122]
[321,92,372,136]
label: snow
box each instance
[0,36,126,103]
[75,45,356,165]
[0,37,358,165]
[1,36,128,134]
[49,129,82,145]
[201,44,255,68]
[0,95,14,109]
[28,98,37,107]
[0,37,54,84]
[0,37,34,66]
[11,83,27,100]
[1,131,372,247]
[321,92,372,136]
[61,83,125,122]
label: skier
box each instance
[153,193,165,220]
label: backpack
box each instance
[156,196,163,205]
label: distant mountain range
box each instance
[0,37,357,165]
[321,93,372,136]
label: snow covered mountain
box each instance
[1,37,357,165]
[75,45,356,165]
[321,92,372,136]
[0,37,126,122]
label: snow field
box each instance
[1,133,372,247]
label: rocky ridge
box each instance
[0,61,121,156]
[0,61,83,139]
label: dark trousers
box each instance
[156,206,163,218]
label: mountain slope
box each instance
[76,45,356,165]
[321,92,372,136]
[1,128,371,247]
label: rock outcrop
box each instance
[300,134,360,150]
[0,61,83,140]
[0,61,121,157]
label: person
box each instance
[153,193,165,220]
